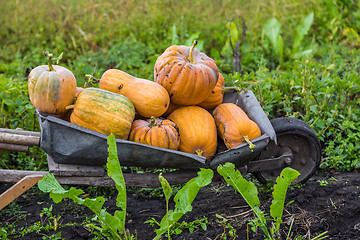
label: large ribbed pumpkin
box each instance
[168,106,217,160]
[99,69,169,118]
[28,53,76,114]
[129,117,180,150]
[198,73,225,109]
[70,88,135,139]
[154,40,219,105]
[213,103,261,150]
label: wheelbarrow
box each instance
[0,89,322,210]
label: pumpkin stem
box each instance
[189,40,198,63]
[44,51,63,72]
[85,74,100,88]
[195,148,204,156]
[44,50,55,71]
[222,86,241,93]
[65,105,74,110]
[243,135,255,152]
[149,116,158,128]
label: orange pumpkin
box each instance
[129,117,180,150]
[198,73,225,109]
[28,52,76,114]
[213,103,261,150]
[168,106,217,160]
[154,40,219,105]
[99,69,170,118]
[161,102,183,118]
[70,88,135,139]
[75,87,84,97]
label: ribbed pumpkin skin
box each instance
[198,73,225,109]
[168,106,217,160]
[99,69,170,118]
[70,88,135,139]
[28,65,76,114]
[154,45,219,105]
[129,117,180,150]
[213,103,261,149]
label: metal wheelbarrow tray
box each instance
[37,89,321,184]
[37,90,275,170]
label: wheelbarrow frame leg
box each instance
[0,175,44,211]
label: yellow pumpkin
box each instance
[168,106,217,160]
[99,69,170,118]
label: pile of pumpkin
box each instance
[28,42,261,161]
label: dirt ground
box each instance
[1,169,360,240]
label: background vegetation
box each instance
[1,0,359,171]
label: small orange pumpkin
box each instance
[128,117,180,150]
[28,52,76,114]
[154,40,219,105]
[168,106,217,160]
[198,73,225,109]
[213,103,261,150]
[99,69,170,118]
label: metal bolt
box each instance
[285,157,292,166]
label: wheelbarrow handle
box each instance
[0,128,40,152]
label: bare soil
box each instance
[1,169,360,240]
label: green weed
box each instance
[148,169,213,240]
[38,134,136,239]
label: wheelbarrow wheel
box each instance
[253,117,322,184]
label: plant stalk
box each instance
[84,201,122,240]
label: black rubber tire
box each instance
[253,117,322,184]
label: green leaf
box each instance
[84,197,106,215]
[106,134,126,232]
[217,162,271,238]
[227,21,239,47]
[153,168,213,239]
[159,173,172,202]
[100,210,126,238]
[217,162,260,209]
[262,18,283,60]
[201,222,207,231]
[270,167,300,224]
[38,174,84,204]
[293,12,314,52]
[171,24,179,45]
[3,99,16,106]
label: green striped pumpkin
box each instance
[70,88,135,139]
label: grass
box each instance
[0,0,359,171]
